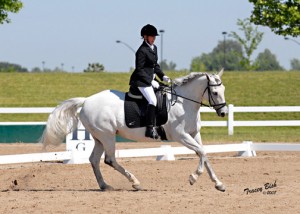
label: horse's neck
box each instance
[175,76,207,109]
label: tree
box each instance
[0,62,27,72]
[160,60,176,71]
[190,55,207,71]
[254,49,284,71]
[231,18,264,71]
[290,58,300,71]
[190,40,244,71]
[31,67,42,72]
[211,39,245,71]
[249,0,300,37]
[84,63,105,72]
[0,0,23,24]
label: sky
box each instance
[1,0,299,72]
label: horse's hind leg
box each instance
[89,138,113,191]
[101,135,142,190]
[105,155,142,190]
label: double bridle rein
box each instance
[162,74,227,111]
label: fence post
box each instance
[237,141,256,157]
[228,104,234,135]
[156,145,175,161]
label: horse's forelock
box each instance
[174,72,206,86]
[213,74,222,84]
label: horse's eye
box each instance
[213,92,218,96]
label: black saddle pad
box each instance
[124,91,168,128]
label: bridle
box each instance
[162,74,227,111]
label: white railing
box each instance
[1,141,300,164]
[0,105,300,135]
[227,105,300,135]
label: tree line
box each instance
[190,18,300,72]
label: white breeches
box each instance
[138,86,157,106]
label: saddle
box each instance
[124,86,168,140]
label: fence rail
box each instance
[227,105,300,135]
[1,105,300,135]
[1,142,300,165]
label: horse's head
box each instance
[205,69,227,117]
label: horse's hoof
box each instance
[132,184,142,191]
[101,185,114,191]
[189,174,197,185]
[215,184,226,192]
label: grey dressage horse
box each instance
[41,69,228,192]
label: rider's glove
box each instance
[163,76,171,83]
[151,80,160,89]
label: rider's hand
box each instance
[163,76,171,83]
[151,80,160,89]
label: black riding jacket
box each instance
[129,41,165,87]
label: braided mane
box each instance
[173,72,207,86]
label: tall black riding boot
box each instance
[145,104,159,139]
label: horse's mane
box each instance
[173,72,207,86]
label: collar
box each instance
[145,40,154,51]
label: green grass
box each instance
[0,72,130,107]
[201,127,300,143]
[0,71,299,142]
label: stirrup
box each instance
[145,126,159,139]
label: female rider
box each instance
[129,24,170,139]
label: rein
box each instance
[161,74,226,110]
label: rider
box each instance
[129,24,171,139]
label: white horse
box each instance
[41,70,227,192]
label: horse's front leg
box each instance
[204,157,225,191]
[188,131,205,184]
[181,132,225,192]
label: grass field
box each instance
[0,71,299,142]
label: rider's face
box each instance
[144,35,156,45]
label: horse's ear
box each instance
[218,68,224,78]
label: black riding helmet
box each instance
[140,24,159,37]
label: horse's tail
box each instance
[40,97,86,149]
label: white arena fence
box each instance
[0,140,300,164]
[0,105,300,165]
[1,104,300,135]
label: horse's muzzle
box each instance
[217,105,228,117]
